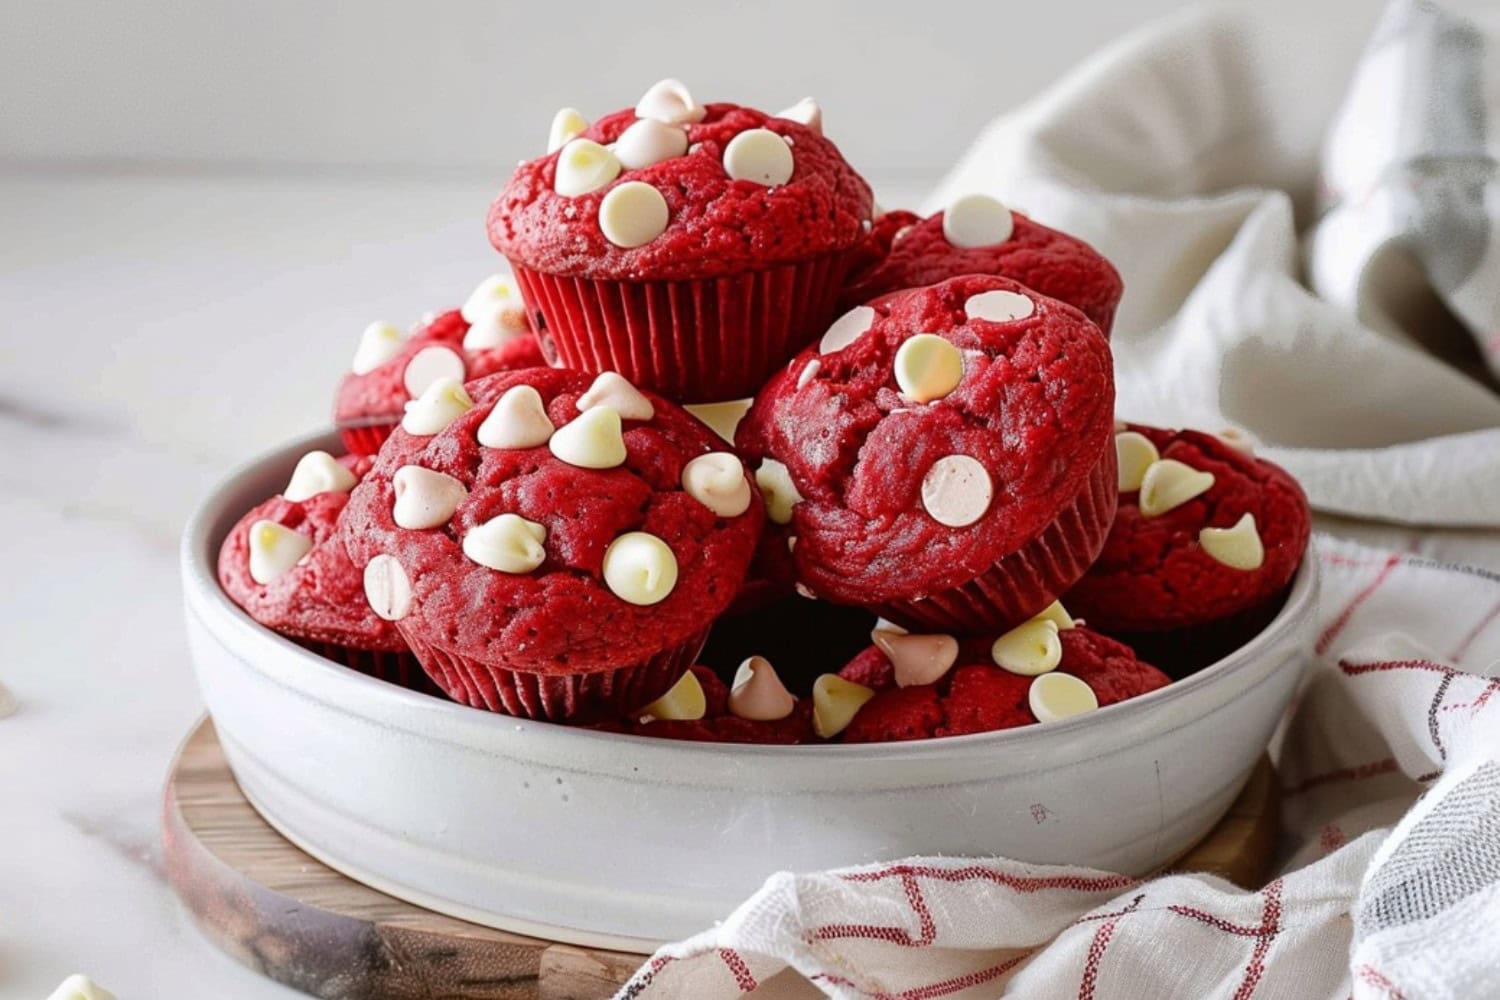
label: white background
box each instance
[0,0,1439,183]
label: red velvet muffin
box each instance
[1064,424,1311,673]
[488,81,875,402]
[736,273,1118,633]
[339,367,764,722]
[597,665,816,744]
[218,450,432,692]
[837,612,1171,743]
[333,274,546,455]
[839,195,1124,336]
[843,208,921,278]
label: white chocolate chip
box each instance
[991,619,1062,676]
[796,359,821,389]
[283,450,358,502]
[1138,459,1215,517]
[402,345,467,399]
[729,656,796,721]
[640,670,706,722]
[1217,427,1259,454]
[755,458,803,525]
[1115,431,1160,493]
[870,618,909,641]
[873,631,960,688]
[547,107,589,153]
[795,582,817,600]
[598,181,670,248]
[943,193,1014,248]
[554,138,622,197]
[461,273,523,324]
[812,674,876,739]
[363,554,413,621]
[894,334,964,403]
[775,97,822,135]
[351,320,403,375]
[634,78,706,125]
[920,455,993,527]
[477,384,555,449]
[964,289,1035,323]
[461,273,529,350]
[401,377,474,435]
[1199,513,1265,570]
[613,117,688,170]
[723,128,795,186]
[602,531,678,606]
[819,305,875,355]
[46,974,117,1000]
[248,520,312,585]
[392,466,469,530]
[1032,600,1078,631]
[577,371,655,420]
[1028,672,1098,723]
[682,452,752,517]
[463,308,530,351]
[684,399,752,444]
[548,406,627,469]
[462,514,548,574]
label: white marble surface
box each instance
[5,166,1499,999]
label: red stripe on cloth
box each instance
[1356,963,1408,1000]
[1078,895,1145,1000]
[1232,880,1283,999]
[718,948,757,992]
[840,863,1138,894]
[890,952,1032,1000]
[1339,657,1458,678]
[1316,554,1402,655]
[809,873,936,946]
[1281,757,1399,798]
[1166,906,1269,936]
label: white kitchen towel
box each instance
[620,3,1500,998]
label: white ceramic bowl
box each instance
[183,431,1318,950]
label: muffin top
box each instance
[736,273,1115,607]
[339,367,764,675]
[838,614,1170,743]
[333,274,546,433]
[488,81,874,281]
[839,197,1124,334]
[218,452,405,651]
[1064,425,1311,632]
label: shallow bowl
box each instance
[182,431,1318,950]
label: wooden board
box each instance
[163,717,1277,1000]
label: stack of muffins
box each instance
[218,80,1311,743]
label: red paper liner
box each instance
[403,628,710,723]
[295,639,445,698]
[874,444,1119,634]
[337,422,396,457]
[509,250,854,403]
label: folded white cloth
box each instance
[622,2,1500,997]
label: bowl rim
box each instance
[184,429,1320,764]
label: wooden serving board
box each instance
[162,717,1277,1000]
